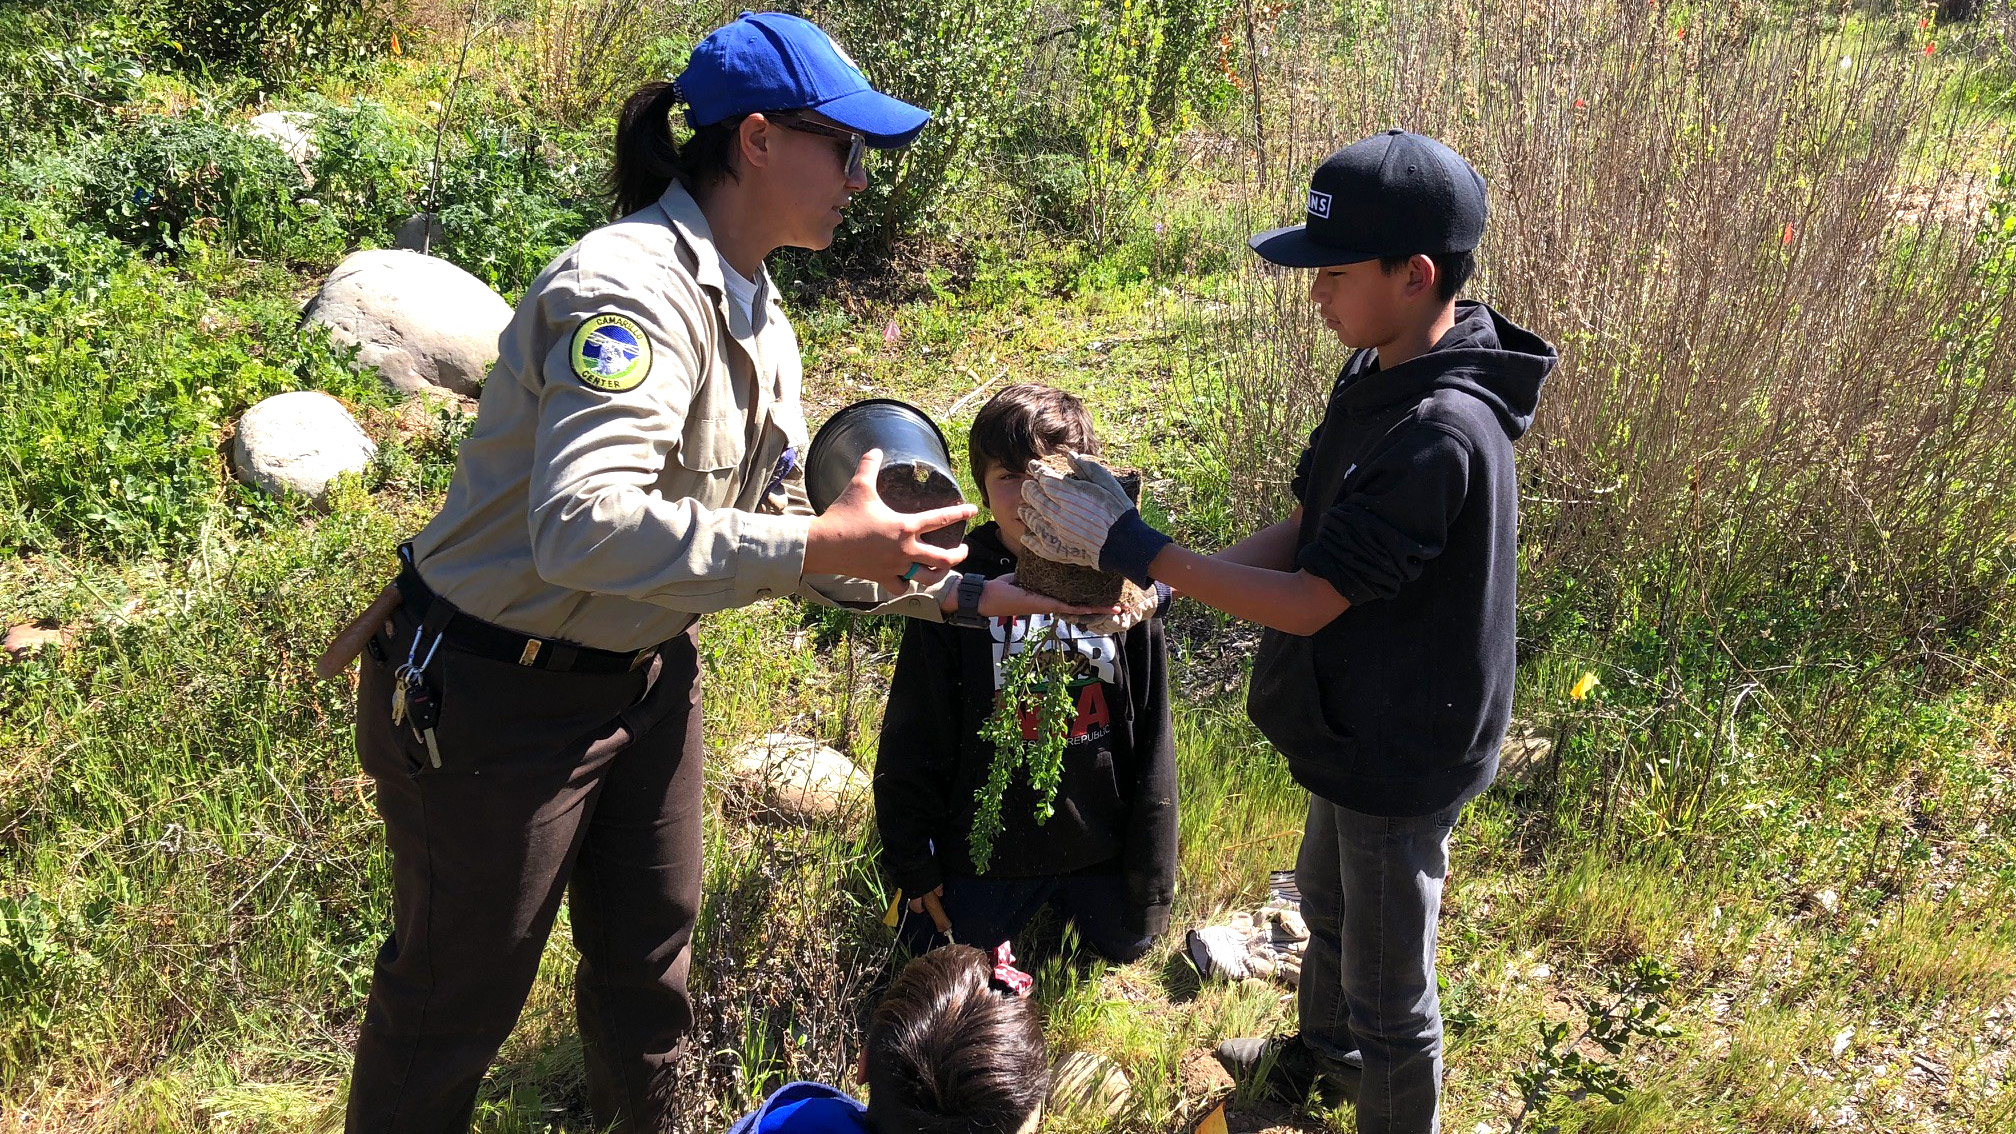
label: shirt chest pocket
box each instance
[675,413,745,474]
[671,352,749,479]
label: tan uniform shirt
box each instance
[409,182,954,652]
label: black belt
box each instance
[393,554,660,676]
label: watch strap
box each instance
[952,572,988,627]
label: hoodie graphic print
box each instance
[989,613,1120,745]
[1247,300,1557,817]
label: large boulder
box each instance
[247,111,316,185]
[304,250,511,398]
[232,391,376,504]
[726,733,866,819]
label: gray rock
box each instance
[1496,731,1555,784]
[232,391,376,504]
[303,250,512,398]
[394,212,445,252]
[727,733,865,819]
[247,111,316,185]
[1047,1052,1131,1120]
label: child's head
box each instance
[1247,130,1486,350]
[967,384,1099,553]
[864,944,1048,1134]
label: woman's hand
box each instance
[806,449,977,589]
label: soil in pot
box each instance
[878,459,966,550]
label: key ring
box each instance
[901,562,923,582]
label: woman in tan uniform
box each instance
[344,14,1100,1132]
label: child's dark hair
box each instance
[1379,249,1475,303]
[864,945,1048,1134]
[609,81,744,218]
[967,384,1100,496]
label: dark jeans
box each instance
[346,614,705,1134]
[898,872,1157,963]
[1296,794,1463,1134]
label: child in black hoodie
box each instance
[874,384,1177,966]
[1019,133,1557,1130]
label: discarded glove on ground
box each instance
[1184,870,1309,988]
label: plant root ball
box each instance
[1018,453,1153,610]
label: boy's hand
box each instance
[1019,452,1173,585]
[937,574,1122,619]
[908,885,952,933]
[982,574,1119,619]
[1065,580,1160,636]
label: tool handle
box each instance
[314,584,402,680]
[921,890,953,934]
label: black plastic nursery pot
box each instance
[806,398,967,550]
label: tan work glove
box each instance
[1018,452,1172,583]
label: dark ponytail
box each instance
[609,80,745,219]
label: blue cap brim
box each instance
[813,87,931,148]
[1248,224,1378,268]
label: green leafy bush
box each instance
[0,891,113,1071]
[0,205,382,556]
[808,0,1039,257]
[1067,0,1229,247]
[304,97,427,247]
[842,0,1228,250]
[432,120,605,297]
[147,0,399,84]
[997,111,1089,234]
[0,9,149,157]
[78,113,306,258]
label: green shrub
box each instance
[78,113,306,258]
[0,9,149,158]
[431,120,606,298]
[807,0,1039,257]
[146,0,398,84]
[304,97,428,248]
[0,207,383,556]
[997,111,1088,234]
[1067,0,1230,247]
[523,0,729,127]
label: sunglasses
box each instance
[770,113,867,181]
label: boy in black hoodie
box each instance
[874,384,1177,966]
[1019,132,1556,1131]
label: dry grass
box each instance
[1862,884,2016,1009]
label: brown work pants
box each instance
[346,613,704,1134]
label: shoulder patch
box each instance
[570,313,651,392]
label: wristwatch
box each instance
[948,572,989,628]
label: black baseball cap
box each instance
[1249,130,1487,267]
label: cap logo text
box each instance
[1307,190,1332,219]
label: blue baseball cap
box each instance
[676,11,931,148]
